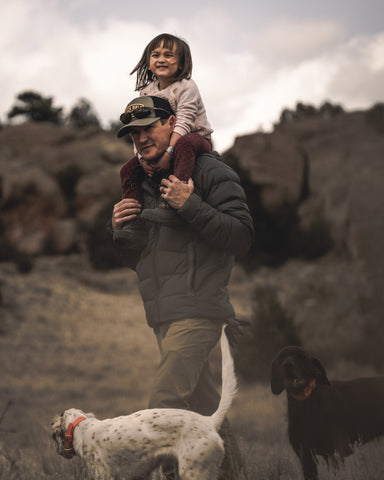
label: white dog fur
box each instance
[51,325,237,480]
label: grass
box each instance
[0,256,383,479]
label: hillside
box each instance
[1,104,384,478]
[1,104,384,371]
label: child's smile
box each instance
[149,42,179,89]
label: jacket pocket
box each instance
[186,243,196,296]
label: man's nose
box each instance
[136,130,149,145]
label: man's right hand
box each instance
[112,198,142,231]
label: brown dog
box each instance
[271,346,384,480]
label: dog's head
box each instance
[271,346,330,396]
[51,408,93,458]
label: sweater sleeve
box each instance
[177,156,254,255]
[172,80,200,137]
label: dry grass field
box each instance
[0,256,383,479]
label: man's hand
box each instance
[112,198,141,231]
[160,176,194,209]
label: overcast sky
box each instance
[2,0,384,151]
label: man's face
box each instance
[131,116,175,165]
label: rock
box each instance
[74,167,121,227]
[0,123,130,259]
[227,131,306,219]
[49,218,79,254]
[1,166,67,255]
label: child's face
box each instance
[148,41,179,86]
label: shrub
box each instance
[366,103,384,133]
[234,284,301,382]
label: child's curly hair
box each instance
[131,33,193,91]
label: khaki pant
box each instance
[149,318,246,480]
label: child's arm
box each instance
[156,80,202,171]
[141,160,157,177]
[155,131,181,171]
[155,79,208,174]
[172,80,200,137]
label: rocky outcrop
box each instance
[224,107,384,375]
[1,106,384,372]
[226,110,384,268]
[0,123,134,265]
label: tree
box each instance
[7,90,63,124]
[66,98,101,129]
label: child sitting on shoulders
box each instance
[114,33,213,249]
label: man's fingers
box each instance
[115,213,138,224]
[113,199,142,226]
[115,199,141,209]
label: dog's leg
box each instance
[180,465,220,480]
[300,448,318,480]
[178,442,224,480]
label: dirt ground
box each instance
[0,255,383,479]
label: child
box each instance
[113,33,213,249]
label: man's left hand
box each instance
[160,176,194,209]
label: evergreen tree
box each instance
[7,90,63,124]
[66,98,100,129]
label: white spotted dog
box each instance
[51,325,237,480]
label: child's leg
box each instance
[173,133,212,181]
[120,156,144,203]
[114,156,147,250]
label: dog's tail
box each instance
[211,324,238,431]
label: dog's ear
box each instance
[270,358,284,394]
[312,357,330,385]
[51,414,63,433]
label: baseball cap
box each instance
[117,96,175,138]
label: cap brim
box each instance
[117,117,161,138]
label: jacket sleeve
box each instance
[177,156,254,255]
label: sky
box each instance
[1,0,384,152]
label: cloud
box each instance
[200,31,384,150]
[326,33,384,106]
[1,1,383,153]
[247,17,347,64]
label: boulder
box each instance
[227,131,306,220]
[1,166,67,255]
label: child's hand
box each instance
[156,151,172,172]
[141,159,157,177]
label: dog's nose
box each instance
[283,358,294,370]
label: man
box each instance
[111,95,254,479]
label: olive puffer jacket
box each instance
[135,151,254,331]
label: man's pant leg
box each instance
[148,318,222,410]
[148,318,246,480]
